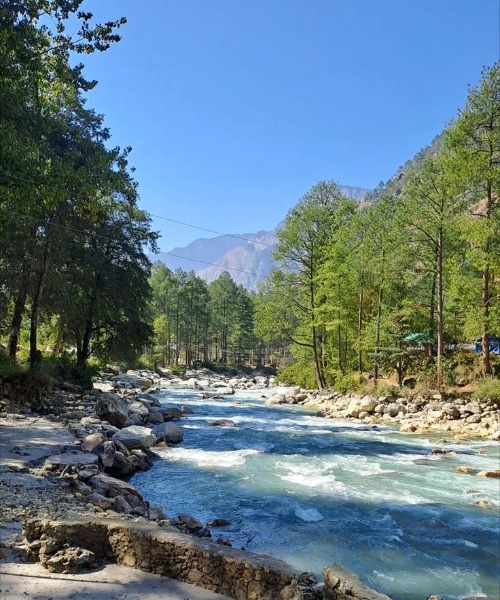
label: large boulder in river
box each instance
[94,393,128,429]
[112,425,156,451]
[154,422,184,444]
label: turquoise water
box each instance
[130,387,500,600]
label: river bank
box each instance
[1,367,498,599]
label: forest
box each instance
[1,2,499,395]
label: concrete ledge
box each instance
[24,517,392,600]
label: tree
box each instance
[398,153,463,388]
[273,181,355,389]
[445,62,500,376]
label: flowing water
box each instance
[130,386,500,600]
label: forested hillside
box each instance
[256,65,499,391]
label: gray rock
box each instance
[100,441,116,468]
[160,407,183,421]
[442,403,461,419]
[88,473,142,499]
[128,401,150,417]
[209,419,236,427]
[113,425,156,451]
[153,422,183,444]
[147,411,164,424]
[94,394,128,429]
[83,433,105,453]
[86,492,114,510]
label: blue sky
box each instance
[81,0,500,250]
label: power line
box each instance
[4,204,264,278]
[0,170,276,247]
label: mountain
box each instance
[155,185,371,290]
[363,134,444,205]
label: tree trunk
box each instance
[374,286,383,383]
[8,223,37,357]
[357,279,364,372]
[436,227,444,389]
[481,179,493,376]
[29,221,54,371]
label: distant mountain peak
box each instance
[155,184,371,289]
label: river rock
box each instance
[94,394,128,428]
[86,492,114,510]
[128,401,150,418]
[100,440,116,467]
[266,393,286,405]
[147,411,164,424]
[88,473,142,499]
[476,469,500,478]
[346,396,377,417]
[209,419,236,427]
[154,422,183,444]
[323,563,391,600]
[112,425,156,451]
[160,407,183,421]
[442,403,460,419]
[82,433,106,453]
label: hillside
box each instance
[156,185,370,289]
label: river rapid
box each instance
[130,386,500,600]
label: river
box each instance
[130,386,500,600]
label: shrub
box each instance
[332,372,364,394]
[472,378,500,403]
[41,354,99,388]
[277,361,317,389]
[0,349,23,377]
[376,382,401,397]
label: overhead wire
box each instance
[0,170,273,277]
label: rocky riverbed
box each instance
[0,367,498,600]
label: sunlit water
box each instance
[130,386,500,600]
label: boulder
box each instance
[87,473,142,499]
[94,394,128,428]
[154,422,183,444]
[323,563,391,600]
[128,401,150,418]
[111,374,152,390]
[83,433,106,453]
[442,403,461,419]
[477,469,500,478]
[346,396,377,417]
[86,492,114,510]
[100,440,116,468]
[147,411,164,424]
[112,426,156,451]
[209,419,236,427]
[113,495,133,514]
[266,394,286,405]
[160,407,183,421]
[177,513,203,532]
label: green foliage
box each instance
[472,378,500,402]
[41,355,99,388]
[200,361,238,375]
[331,371,364,394]
[0,349,23,377]
[376,382,402,397]
[277,361,317,388]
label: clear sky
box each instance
[80,0,500,250]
